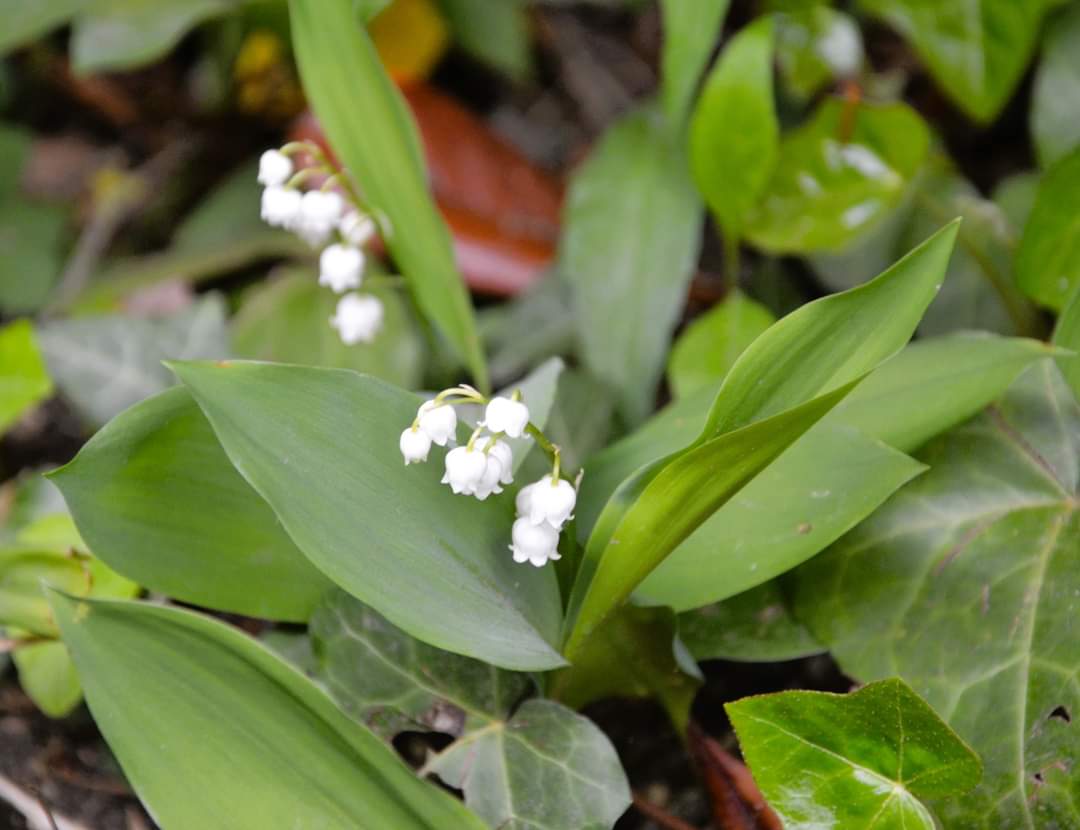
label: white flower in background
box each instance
[340,210,376,247]
[509,517,560,567]
[418,400,458,447]
[399,427,432,465]
[330,293,383,345]
[319,244,365,293]
[260,185,302,228]
[297,190,345,246]
[473,452,505,501]
[524,474,576,529]
[482,396,530,438]
[487,439,514,484]
[442,446,487,495]
[258,149,293,186]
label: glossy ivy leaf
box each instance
[774,6,863,102]
[1017,147,1080,311]
[0,320,53,435]
[666,290,776,399]
[1032,3,1080,168]
[289,0,488,390]
[856,0,1048,123]
[37,295,230,427]
[678,581,823,663]
[560,107,703,426]
[50,386,333,622]
[173,361,564,671]
[728,678,982,829]
[660,0,730,125]
[745,98,930,254]
[791,362,1080,826]
[312,591,631,830]
[689,17,777,253]
[51,594,485,830]
[232,271,423,389]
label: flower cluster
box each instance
[399,387,576,568]
[257,147,383,345]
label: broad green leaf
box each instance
[0,320,53,435]
[689,18,777,254]
[745,98,930,253]
[635,421,925,611]
[173,361,564,670]
[667,290,775,399]
[791,362,1080,825]
[12,640,82,718]
[289,0,488,390]
[312,591,631,830]
[727,678,982,829]
[438,0,531,80]
[51,594,485,830]
[775,6,863,102]
[560,107,703,425]
[232,271,423,389]
[856,0,1048,122]
[37,295,229,426]
[660,0,730,124]
[1032,3,1080,168]
[1052,283,1080,404]
[1016,146,1080,311]
[544,369,615,475]
[50,386,333,622]
[678,581,823,662]
[479,277,575,387]
[71,0,233,74]
[564,382,855,660]
[0,1,80,54]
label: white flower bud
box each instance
[472,453,505,501]
[258,149,293,186]
[340,210,376,247]
[509,517,561,567]
[441,446,486,495]
[482,396,530,438]
[329,293,383,345]
[297,191,345,247]
[527,475,577,529]
[418,400,457,447]
[260,185,302,228]
[399,427,432,465]
[319,244,365,293]
[487,440,514,484]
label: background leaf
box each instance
[174,361,564,670]
[791,362,1080,826]
[0,320,53,435]
[774,6,863,102]
[51,594,485,829]
[560,107,702,426]
[727,678,982,828]
[289,0,488,389]
[660,0,730,125]
[1016,146,1080,311]
[1031,3,1080,168]
[437,0,531,81]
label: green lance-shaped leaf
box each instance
[790,361,1080,826]
[51,593,485,830]
[856,0,1049,123]
[50,386,333,623]
[0,319,53,435]
[689,16,778,260]
[1016,146,1080,311]
[660,0,731,125]
[288,0,488,390]
[172,361,564,671]
[727,678,982,829]
[311,591,632,830]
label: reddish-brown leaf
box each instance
[688,723,782,830]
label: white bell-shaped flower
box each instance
[472,453,505,501]
[509,517,561,567]
[261,185,302,228]
[442,446,486,495]
[487,440,514,484]
[297,190,345,246]
[399,427,432,465]
[515,482,536,517]
[418,400,457,447]
[258,149,293,186]
[340,210,376,247]
[527,475,577,529]
[319,244,365,293]
[483,396,530,438]
[330,293,383,345]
